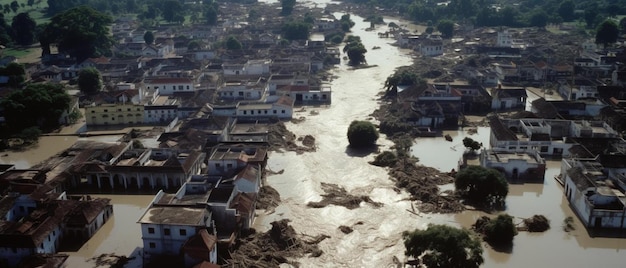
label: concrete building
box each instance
[480,149,546,183]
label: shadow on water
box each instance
[344,144,380,157]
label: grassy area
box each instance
[0,0,49,24]
[2,47,32,58]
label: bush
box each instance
[455,165,508,208]
[347,120,379,148]
[371,151,397,167]
[473,214,518,248]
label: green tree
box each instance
[0,62,26,87]
[225,36,242,50]
[187,40,202,50]
[78,67,103,94]
[585,8,599,28]
[347,120,379,148]
[161,0,184,23]
[340,14,355,32]
[282,21,311,40]
[10,1,18,13]
[27,0,35,7]
[596,19,619,48]
[384,69,420,91]
[462,137,482,152]
[343,35,367,65]
[0,83,71,131]
[281,0,296,15]
[558,0,575,22]
[206,6,218,25]
[403,225,483,268]
[437,19,454,38]
[40,6,114,63]
[11,13,36,46]
[619,17,626,34]
[455,165,508,208]
[248,9,259,22]
[528,9,548,28]
[144,31,154,45]
[474,214,518,248]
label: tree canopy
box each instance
[281,0,296,15]
[347,120,379,148]
[0,62,26,88]
[437,19,454,38]
[403,224,483,268]
[455,165,508,208]
[384,69,421,91]
[11,13,37,46]
[596,19,619,48]
[343,35,367,66]
[226,36,242,50]
[0,83,71,131]
[40,6,114,63]
[282,21,311,40]
[78,67,103,94]
[340,14,355,32]
[462,137,482,152]
[144,31,154,45]
[474,214,518,248]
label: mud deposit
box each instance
[307,182,383,209]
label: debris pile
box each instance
[268,122,316,154]
[226,220,328,267]
[256,185,281,210]
[522,215,550,232]
[89,253,131,268]
[338,225,354,234]
[390,162,464,213]
[307,183,383,209]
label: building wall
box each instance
[0,247,33,267]
[144,107,178,124]
[146,81,194,95]
[564,175,592,226]
[141,223,199,255]
[86,104,145,125]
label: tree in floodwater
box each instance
[343,35,367,66]
[403,224,484,268]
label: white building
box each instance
[480,149,546,182]
[145,77,196,95]
[562,158,626,229]
[138,189,217,262]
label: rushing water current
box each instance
[2,4,626,267]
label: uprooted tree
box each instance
[473,214,518,249]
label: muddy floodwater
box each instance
[2,3,626,267]
[258,11,626,268]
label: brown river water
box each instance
[1,6,625,268]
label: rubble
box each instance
[225,220,327,267]
[89,253,131,268]
[307,183,383,209]
[268,122,316,154]
[338,225,354,234]
[256,185,281,211]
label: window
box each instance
[104,109,108,112]
[186,85,190,90]
[164,228,170,236]
[243,111,247,115]
[239,92,244,96]
[227,163,233,168]
[118,109,122,111]
[149,242,156,248]
[172,86,175,90]
[19,206,24,212]
[91,110,95,113]
[281,110,286,114]
[148,227,155,234]
[215,163,221,168]
[127,108,131,111]
[180,229,187,236]
[178,85,183,90]
[273,110,277,114]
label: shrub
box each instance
[347,120,379,148]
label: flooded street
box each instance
[2,2,626,267]
[260,11,626,268]
[62,195,154,268]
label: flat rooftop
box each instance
[138,207,206,225]
[484,150,542,164]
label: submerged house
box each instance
[480,149,546,183]
[562,158,626,229]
